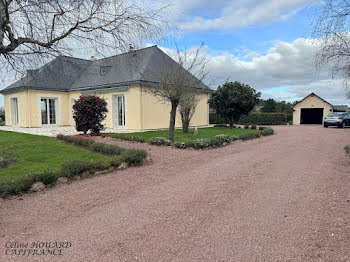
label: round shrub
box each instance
[244,125,249,129]
[192,139,211,150]
[250,125,257,130]
[73,95,108,135]
[149,137,171,146]
[209,138,223,147]
[230,135,239,141]
[174,142,186,148]
[215,134,231,144]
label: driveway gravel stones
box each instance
[0,125,349,262]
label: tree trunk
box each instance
[181,109,190,133]
[168,100,178,141]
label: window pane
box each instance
[41,99,48,124]
[49,99,56,124]
[117,96,125,126]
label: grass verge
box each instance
[0,131,147,197]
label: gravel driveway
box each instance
[0,125,349,262]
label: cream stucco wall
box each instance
[4,90,29,127]
[3,85,209,130]
[293,95,333,125]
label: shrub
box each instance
[73,95,108,135]
[103,133,145,143]
[209,113,227,125]
[0,176,34,196]
[260,127,274,136]
[250,125,257,130]
[214,124,228,128]
[56,134,94,147]
[209,138,223,147]
[230,135,239,141]
[215,134,231,144]
[31,170,61,186]
[238,113,287,125]
[287,114,293,122]
[149,137,171,146]
[108,156,123,167]
[174,142,186,148]
[91,142,125,155]
[61,159,99,178]
[130,136,145,143]
[120,149,147,165]
[192,139,211,150]
[258,127,264,130]
[345,145,350,156]
[239,132,260,141]
[231,125,237,128]
[184,140,195,148]
[244,125,249,129]
[237,126,241,128]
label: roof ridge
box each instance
[95,45,158,62]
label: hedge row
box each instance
[0,136,147,197]
[100,133,145,143]
[345,144,350,157]
[173,127,274,150]
[238,113,287,125]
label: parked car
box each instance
[324,112,350,128]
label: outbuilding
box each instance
[293,93,333,125]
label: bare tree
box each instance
[0,0,166,71]
[179,92,200,133]
[313,0,350,97]
[146,45,209,141]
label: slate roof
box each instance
[1,46,208,94]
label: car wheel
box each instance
[324,125,328,128]
[342,121,346,128]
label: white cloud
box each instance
[157,0,320,32]
[159,37,349,105]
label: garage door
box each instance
[300,108,323,124]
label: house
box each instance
[0,46,210,131]
[293,93,348,125]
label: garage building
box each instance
[293,93,333,125]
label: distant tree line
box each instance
[260,99,297,114]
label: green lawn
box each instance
[106,127,259,142]
[0,131,103,182]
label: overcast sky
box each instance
[1,0,349,107]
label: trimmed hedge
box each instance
[149,137,171,146]
[345,144,350,156]
[209,113,226,124]
[101,133,145,143]
[238,113,287,125]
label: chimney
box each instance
[129,44,134,51]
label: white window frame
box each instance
[10,97,19,126]
[113,94,126,128]
[40,97,58,126]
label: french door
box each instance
[41,98,56,125]
[11,98,19,125]
[116,95,125,127]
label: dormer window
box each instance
[100,66,112,75]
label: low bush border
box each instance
[345,144,350,157]
[104,127,274,150]
[0,135,147,197]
